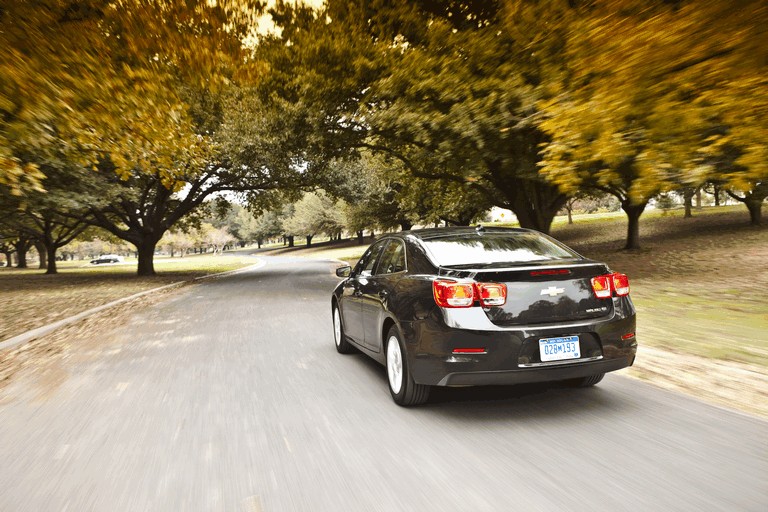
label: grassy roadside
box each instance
[0,205,765,416]
[266,205,768,416]
[269,205,768,369]
[0,253,258,342]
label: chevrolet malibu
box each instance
[331,226,637,406]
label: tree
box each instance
[1,1,262,194]
[283,191,345,247]
[324,155,413,239]
[0,237,15,268]
[160,230,196,258]
[1,1,300,275]
[400,178,493,227]
[1,161,97,273]
[262,0,569,234]
[537,0,768,247]
[203,225,235,256]
[248,211,284,248]
[11,232,32,269]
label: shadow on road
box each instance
[342,347,629,421]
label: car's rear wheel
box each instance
[333,304,355,354]
[571,373,605,387]
[386,326,430,406]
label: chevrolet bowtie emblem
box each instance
[541,286,565,297]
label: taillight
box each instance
[591,275,612,299]
[612,273,630,296]
[433,279,474,308]
[476,283,507,307]
[591,273,631,298]
[432,280,507,308]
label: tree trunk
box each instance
[713,184,721,206]
[567,207,573,225]
[2,250,12,267]
[35,240,47,269]
[14,238,30,268]
[695,188,702,209]
[683,188,694,218]
[485,162,567,235]
[399,220,413,231]
[746,199,762,225]
[287,235,294,248]
[46,244,58,274]
[306,235,313,247]
[356,230,364,245]
[136,240,158,276]
[622,202,646,250]
[257,239,262,249]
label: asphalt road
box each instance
[1,257,766,511]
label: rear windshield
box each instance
[422,232,579,266]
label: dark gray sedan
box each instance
[331,227,637,406]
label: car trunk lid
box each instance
[439,260,613,326]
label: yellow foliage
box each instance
[535,0,768,202]
[0,0,262,194]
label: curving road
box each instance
[1,257,766,511]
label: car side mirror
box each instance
[335,265,352,278]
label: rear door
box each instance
[359,239,407,351]
[340,240,387,344]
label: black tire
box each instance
[385,326,430,406]
[571,373,605,388]
[332,303,355,354]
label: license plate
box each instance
[539,335,581,362]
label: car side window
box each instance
[375,240,407,275]
[357,240,387,276]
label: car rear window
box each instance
[421,232,578,266]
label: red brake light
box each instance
[433,279,475,308]
[592,273,630,298]
[475,283,507,307]
[612,273,630,296]
[591,275,612,299]
[452,348,487,354]
[530,269,571,276]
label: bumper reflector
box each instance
[452,348,487,354]
[621,332,636,340]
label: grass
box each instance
[0,253,258,341]
[268,205,768,369]
[552,205,768,368]
[262,238,371,265]
[3,205,765,369]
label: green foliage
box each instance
[262,0,567,233]
[283,191,344,238]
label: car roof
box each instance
[397,226,535,241]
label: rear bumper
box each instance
[434,355,633,386]
[402,303,637,387]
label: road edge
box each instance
[0,259,266,353]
